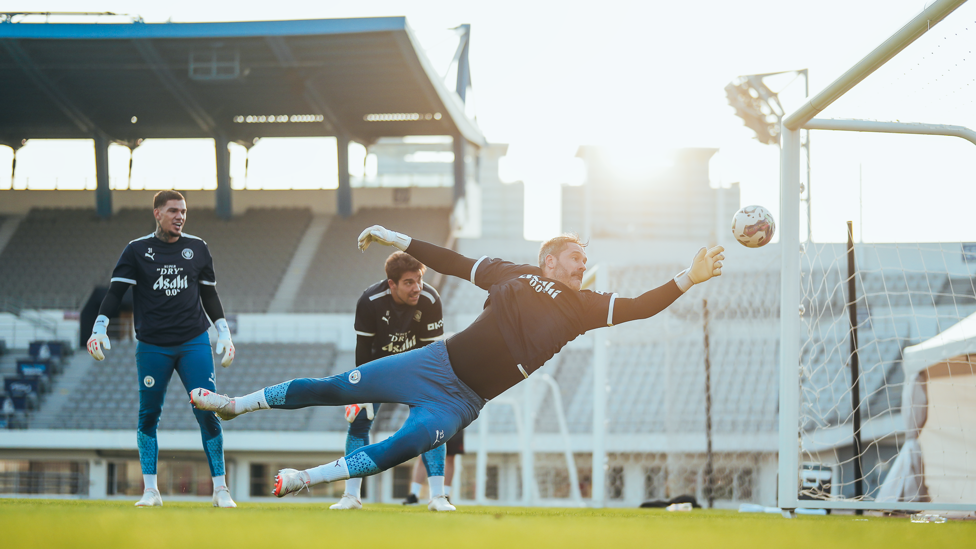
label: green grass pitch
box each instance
[1,499,973,549]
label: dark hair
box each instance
[385,251,426,283]
[153,190,185,210]
[538,233,587,268]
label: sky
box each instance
[2,0,975,242]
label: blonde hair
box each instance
[538,233,586,268]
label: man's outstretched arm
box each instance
[358,225,476,281]
[612,245,725,325]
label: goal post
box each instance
[778,0,975,514]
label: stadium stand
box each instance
[0,207,312,313]
[31,342,348,432]
[179,208,313,313]
[293,207,452,313]
[0,209,151,310]
[481,330,779,438]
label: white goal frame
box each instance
[778,0,974,515]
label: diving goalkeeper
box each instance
[190,227,724,497]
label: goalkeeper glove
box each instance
[345,403,374,423]
[214,318,236,368]
[674,245,725,292]
[357,225,412,252]
[87,315,112,361]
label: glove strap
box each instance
[214,318,231,339]
[673,269,694,293]
[391,232,412,251]
[93,315,110,335]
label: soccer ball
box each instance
[731,205,775,248]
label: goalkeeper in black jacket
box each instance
[190,225,724,497]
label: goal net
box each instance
[779,0,976,513]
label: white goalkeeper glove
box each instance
[344,403,374,423]
[357,225,412,252]
[674,245,725,292]
[87,315,112,361]
[214,318,236,368]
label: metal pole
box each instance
[846,221,864,512]
[784,0,967,131]
[522,379,534,505]
[475,406,489,504]
[591,266,609,507]
[215,133,231,219]
[803,70,811,243]
[453,134,466,202]
[455,24,471,103]
[803,118,976,146]
[538,373,584,505]
[93,133,112,218]
[702,299,714,509]
[337,133,352,217]
[777,126,802,518]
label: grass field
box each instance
[1,499,973,549]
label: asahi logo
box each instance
[154,265,187,296]
[382,332,416,354]
[518,274,562,299]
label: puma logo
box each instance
[145,248,155,261]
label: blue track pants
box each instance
[136,331,224,477]
[267,341,482,478]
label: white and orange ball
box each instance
[731,205,775,248]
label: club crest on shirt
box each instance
[182,248,194,260]
[413,310,422,322]
[348,370,361,384]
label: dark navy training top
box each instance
[110,233,216,346]
[354,279,444,363]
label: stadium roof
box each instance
[0,17,485,147]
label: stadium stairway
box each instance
[266,214,333,313]
[294,207,451,313]
[0,214,23,258]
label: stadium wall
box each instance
[0,188,454,216]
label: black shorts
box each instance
[445,428,465,455]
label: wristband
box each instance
[391,232,412,251]
[215,318,231,338]
[93,315,110,335]
[674,269,693,293]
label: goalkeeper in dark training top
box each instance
[190,225,724,497]
[330,251,454,511]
